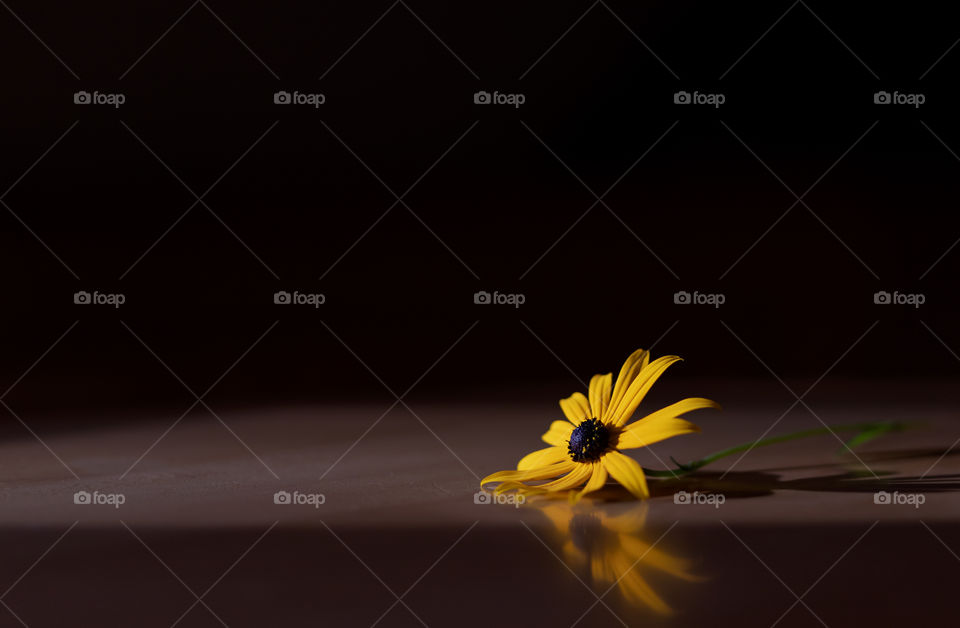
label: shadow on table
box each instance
[647,470,960,499]
[745,445,960,474]
[652,446,960,499]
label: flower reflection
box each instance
[535,501,701,615]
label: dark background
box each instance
[2,1,959,417]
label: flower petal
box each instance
[572,463,608,503]
[588,373,612,422]
[529,462,593,492]
[497,463,594,497]
[542,420,574,446]
[603,451,650,499]
[607,356,682,427]
[618,418,700,449]
[609,349,649,414]
[481,460,574,488]
[617,398,719,449]
[559,392,591,425]
[494,481,547,496]
[518,445,568,470]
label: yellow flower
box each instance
[536,501,702,615]
[481,348,719,501]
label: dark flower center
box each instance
[568,418,610,462]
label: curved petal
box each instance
[528,462,593,492]
[607,356,683,427]
[518,446,568,470]
[617,397,718,449]
[572,463,608,503]
[498,465,593,497]
[481,460,574,488]
[602,451,650,499]
[542,420,574,446]
[494,481,549,496]
[618,418,700,449]
[609,349,649,413]
[630,397,720,426]
[559,392,591,425]
[588,373,612,422]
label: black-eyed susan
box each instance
[481,349,720,501]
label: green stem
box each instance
[643,420,911,478]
